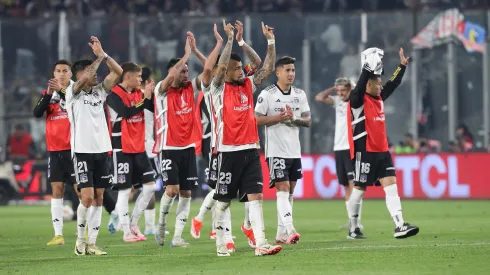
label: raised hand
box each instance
[213,23,223,44]
[399,47,409,65]
[222,18,234,39]
[184,36,192,55]
[235,20,244,42]
[187,31,197,52]
[89,36,105,57]
[261,22,274,40]
[144,79,155,99]
[47,78,62,94]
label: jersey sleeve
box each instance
[95,83,109,99]
[330,95,340,108]
[381,64,406,101]
[300,92,311,113]
[254,90,269,115]
[247,76,257,94]
[33,90,52,118]
[349,68,371,109]
[210,77,225,98]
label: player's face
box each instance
[53,64,72,85]
[177,64,189,85]
[336,84,351,101]
[367,77,382,96]
[125,71,142,89]
[276,64,295,85]
[227,60,244,84]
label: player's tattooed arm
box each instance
[255,111,290,127]
[72,55,104,95]
[253,22,276,87]
[315,86,336,105]
[291,111,312,128]
[214,19,235,88]
[202,24,223,88]
[235,20,261,70]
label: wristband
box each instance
[103,52,108,59]
[267,39,275,45]
[238,40,245,46]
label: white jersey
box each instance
[144,109,156,158]
[209,76,259,152]
[332,95,350,151]
[202,82,216,149]
[255,84,310,158]
[66,82,112,154]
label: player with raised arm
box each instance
[254,56,310,245]
[315,78,365,230]
[154,34,204,248]
[107,62,156,243]
[63,36,123,255]
[346,47,419,239]
[33,60,75,246]
[210,19,280,257]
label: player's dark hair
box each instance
[121,62,141,79]
[275,56,296,68]
[230,53,241,62]
[167,58,188,71]
[141,67,152,83]
[368,74,381,81]
[53,59,71,72]
[72,59,93,79]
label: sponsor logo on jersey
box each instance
[181,94,188,107]
[83,99,103,106]
[239,91,248,103]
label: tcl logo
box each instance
[261,153,486,200]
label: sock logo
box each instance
[163,212,169,215]
[352,214,359,218]
[93,226,100,231]
[53,218,60,222]
[123,213,129,216]
[226,228,230,232]
[284,212,291,218]
[78,224,85,228]
[180,218,187,223]
[216,226,224,230]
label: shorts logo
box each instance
[219,185,228,195]
[79,173,88,183]
[210,171,217,181]
[117,175,126,183]
[276,170,284,179]
[360,174,367,183]
[162,172,168,182]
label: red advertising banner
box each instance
[261,153,490,200]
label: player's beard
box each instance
[232,78,245,86]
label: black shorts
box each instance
[160,147,198,191]
[111,152,155,190]
[213,149,263,203]
[201,137,211,163]
[48,150,76,184]
[207,153,218,189]
[334,150,355,186]
[265,157,303,188]
[149,156,160,178]
[73,152,112,189]
[353,151,396,187]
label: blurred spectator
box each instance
[6,124,36,160]
[448,140,461,153]
[418,137,441,153]
[395,133,418,154]
[456,124,473,152]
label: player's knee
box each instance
[143,182,157,193]
[289,181,297,194]
[354,185,367,191]
[51,182,64,198]
[81,196,93,207]
[179,189,191,198]
[247,193,263,201]
[379,176,396,188]
[275,181,290,192]
[165,185,179,198]
[147,198,155,209]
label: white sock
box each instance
[223,207,233,243]
[248,200,266,247]
[359,199,363,224]
[174,197,191,239]
[210,204,216,232]
[117,189,131,235]
[345,201,350,219]
[158,192,175,225]
[214,201,230,247]
[243,201,251,229]
[87,205,94,233]
[131,184,156,226]
[277,191,294,234]
[384,184,405,227]
[289,194,294,210]
[347,188,365,232]
[196,189,216,222]
[276,209,286,237]
[51,198,63,236]
[76,204,89,239]
[88,206,102,245]
[145,208,155,230]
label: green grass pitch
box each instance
[0,200,489,274]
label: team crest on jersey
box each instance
[117,175,126,183]
[294,97,300,104]
[276,170,284,179]
[239,91,248,103]
[210,171,217,181]
[162,172,168,181]
[219,185,228,195]
[258,97,263,103]
[79,173,88,183]
[360,174,367,183]
[93,91,99,97]
[180,94,188,107]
